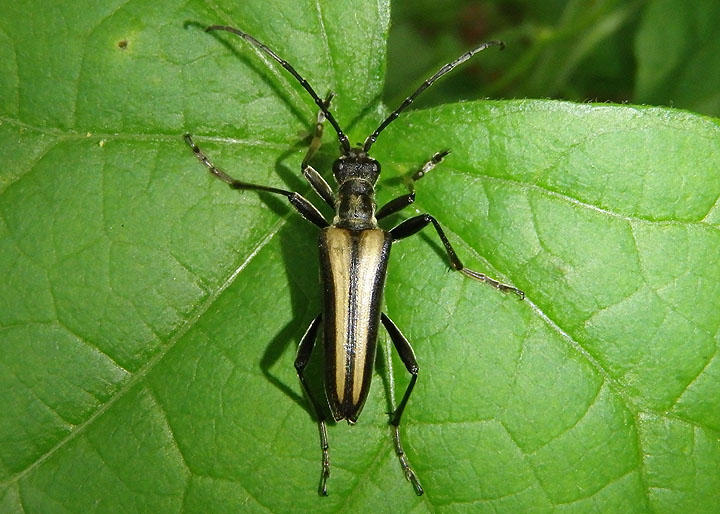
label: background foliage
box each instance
[386,0,720,117]
[0,0,718,512]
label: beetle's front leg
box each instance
[294,314,331,496]
[376,150,449,220]
[390,214,524,298]
[302,91,334,169]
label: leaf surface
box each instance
[0,0,718,512]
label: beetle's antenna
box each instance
[206,25,351,154]
[363,40,505,152]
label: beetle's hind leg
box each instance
[295,314,331,496]
[381,313,424,496]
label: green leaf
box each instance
[384,0,641,108]
[635,0,720,117]
[1,1,719,512]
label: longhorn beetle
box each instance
[185,24,524,496]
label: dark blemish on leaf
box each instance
[118,40,128,49]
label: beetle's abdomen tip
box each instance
[329,402,362,425]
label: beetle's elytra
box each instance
[185,24,524,496]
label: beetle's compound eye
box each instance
[332,158,346,182]
[364,158,380,183]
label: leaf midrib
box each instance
[0,213,289,488]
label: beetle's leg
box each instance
[302,91,334,169]
[407,149,451,186]
[376,150,449,220]
[303,165,335,210]
[294,314,331,496]
[380,313,423,496]
[301,92,336,210]
[390,214,524,298]
[376,191,416,220]
[184,134,329,228]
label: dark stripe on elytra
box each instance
[343,233,360,409]
[321,236,337,394]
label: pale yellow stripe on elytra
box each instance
[351,229,387,404]
[326,228,353,403]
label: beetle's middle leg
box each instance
[184,134,329,228]
[380,313,424,496]
[390,214,525,298]
[294,314,331,496]
[301,92,336,209]
[376,150,450,219]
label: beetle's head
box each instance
[332,147,380,185]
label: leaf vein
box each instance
[0,215,288,488]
